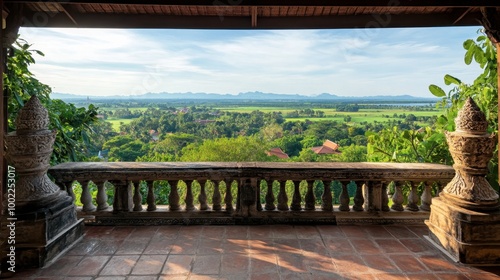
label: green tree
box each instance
[138,133,199,162]
[367,126,449,164]
[180,136,271,161]
[4,37,98,163]
[261,123,284,141]
[429,32,498,188]
[367,32,497,190]
[86,120,117,157]
[272,135,304,157]
[336,144,367,162]
[102,135,148,161]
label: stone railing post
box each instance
[1,96,83,271]
[426,97,500,265]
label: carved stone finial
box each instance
[4,95,62,206]
[455,98,488,135]
[442,97,499,211]
[15,95,50,133]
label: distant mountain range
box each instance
[51,91,438,102]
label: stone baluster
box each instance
[321,180,333,211]
[420,181,432,211]
[95,180,109,211]
[381,181,390,212]
[212,180,222,211]
[235,180,241,212]
[224,179,234,212]
[184,180,195,211]
[363,181,370,210]
[265,180,276,211]
[256,180,263,211]
[238,178,258,216]
[338,181,350,211]
[59,180,76,203]
[352,181,364,212]
[363,181,387,212]
[133,181,143,211]
[146,180,156,211]
[169,181,180,211]
[304,180,315,211]
[437,182,444,195]
[391,182,404,211]
[111,180,133,212]
[56,179,65,192]
[405,182,420,211]
[277,180,289,211]
[291,181,302,211]
[198,180,210,211]
[81,180,96,212]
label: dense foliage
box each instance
[368,32,498,189]
[4,38,98,163]
[90,103,429,165]
[430,33,498,187]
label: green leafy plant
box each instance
[4,37,98,164]
[429,32,498,189]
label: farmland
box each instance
[99,102,443,132]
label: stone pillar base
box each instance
[1,196,84,273]
[425,197,500,265]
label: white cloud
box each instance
[19,26,482,97]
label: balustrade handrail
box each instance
[49,162,454,182]
[48,162,455,225]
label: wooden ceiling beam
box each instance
[481,7,500,43]
[19,12,483,29]
[60,4,79,26]
[6,0,500,8]
[251,6,257,27]
[452,7,473,25]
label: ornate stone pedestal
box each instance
[427,197,500,264]
[1,96,83,273]
[426,98,500,265]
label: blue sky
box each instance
[19,26,483,98]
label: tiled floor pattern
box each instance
[2,224,499,280]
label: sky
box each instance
[18,26,484,98]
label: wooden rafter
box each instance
[4,0,499,7]
[452,7,473,25]
[251,6,257,28]
[481,7,500,43]
[60,4,79,26]
[19,12,485,29]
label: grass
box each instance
[100,107,152,113]
[107,118,134,131]
[102,105,445,128]
[280,108,444,124]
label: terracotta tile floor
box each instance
[4,224,500,280]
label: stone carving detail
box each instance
[442,98,499,210]
[4,96,66,208]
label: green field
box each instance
[216,106,444,124]
[102,105,444,129]
[101,107,152,113]
[107,118,134,131]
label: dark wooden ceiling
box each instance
[3,1,499,29]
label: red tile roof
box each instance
[311,140,341,154]
[266,148,289,159]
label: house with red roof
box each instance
[311,140,341,154]
[266,147,289,159]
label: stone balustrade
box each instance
[48,162,454,225]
